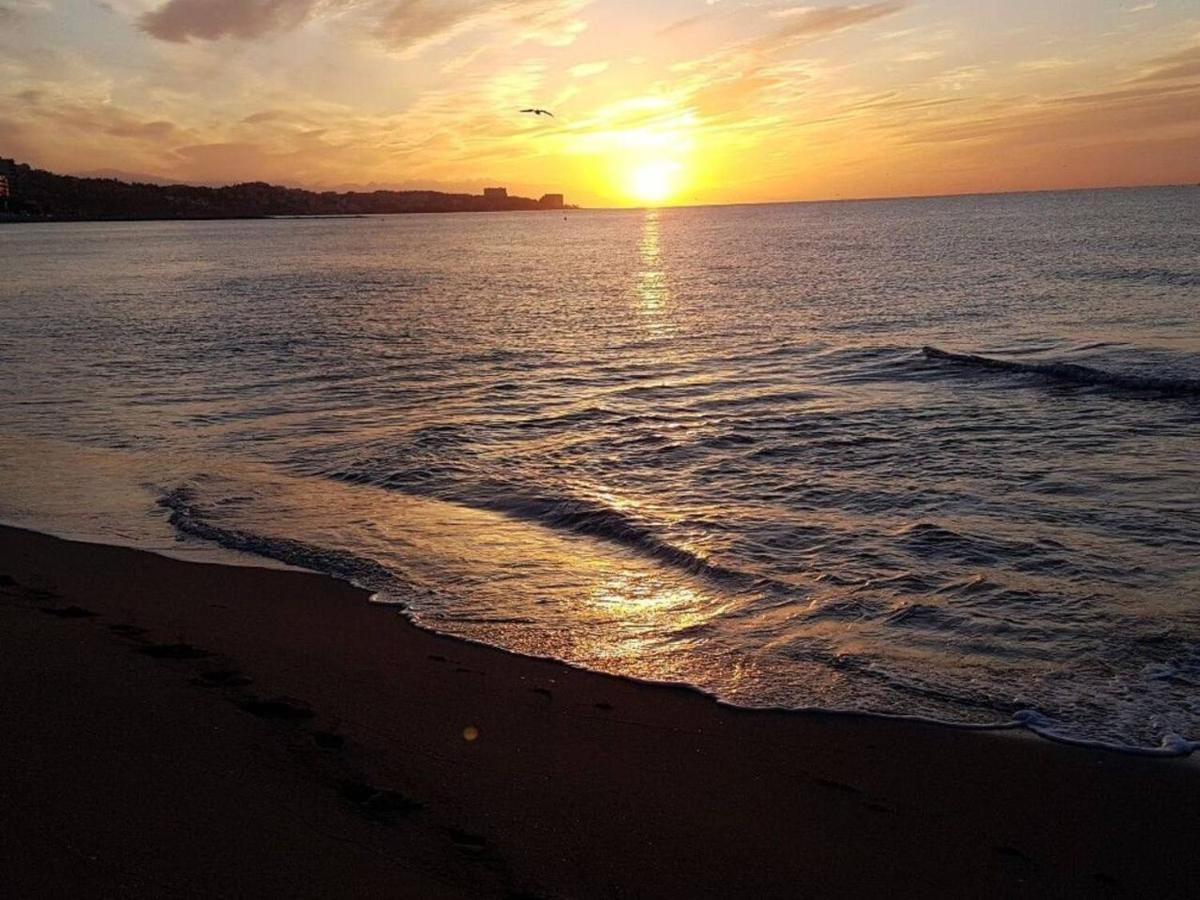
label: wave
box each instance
[1079,266,1200,288]
[158,486,401,596]
[322,468,801,597]
[151,484,1198,757]
[922,346,1200,396]
[476,492,779,589]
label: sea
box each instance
[2,187,1198,754]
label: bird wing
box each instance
[520,108,535,113]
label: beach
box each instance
[3,523,1198,898]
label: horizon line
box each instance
[11,156,1198,213]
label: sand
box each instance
[2,523,1198,898]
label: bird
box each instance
[520,108,554,117]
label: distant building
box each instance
[538,193,564,210]
[0,175,9,198]
[483,187,508,200]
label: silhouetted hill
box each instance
[0,158,568,221]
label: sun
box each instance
[627,160,682,205]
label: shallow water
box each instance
[2,189,1199,751]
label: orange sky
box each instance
[1,1,1198,205]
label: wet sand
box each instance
[2,524,1197,898]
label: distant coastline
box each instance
[0,158,573,223]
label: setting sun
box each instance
[627,160,683,206]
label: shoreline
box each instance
[4,523,1199,896]
[17,505,1191,758]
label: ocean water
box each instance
[2,188,1199,752]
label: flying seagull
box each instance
[520,108,554,117]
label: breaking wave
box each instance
[325,469,794,595]
[923,346,1200,396]
[158,486,400,596]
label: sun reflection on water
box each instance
[636,209,674,338]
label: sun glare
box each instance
[627,160,682,206]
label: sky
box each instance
[1,0,1198,206]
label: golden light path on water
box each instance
[637,210,672,338]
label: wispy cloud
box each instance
[570,60,609,78]
[1135,44,1200,82]
[760,2,907,50]
[412,0,592,55]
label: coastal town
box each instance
[0,158,568,222]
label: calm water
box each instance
[2,189,1199,751]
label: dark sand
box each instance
[2,524,1198,898]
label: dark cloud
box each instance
[140,0,323,43]
[137,0,585,50]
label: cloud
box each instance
[569,60,608,78]
[0,0,53,23]
[901,81,1200,148]
[656,13,707,38]
[106,119,178,139]
[12,90,185,141]
[137,0,590,57]
[759,2,907,52]
[373,0,589,55]
[372,0,470,51]
[1017,57,1076,72]
[898,50,941,63]
[140,0,324,43]
[1136,44,1200,82]
[644,2,907,134]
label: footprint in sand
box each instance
[993,844,1040,875]
[138,642,211,660]
[448,828,487,852]
[109,623,148,637]
[313,730,346,749]
[237,696,315,721]
[192,669,253,687]
[341,780,422,821]
[813,777,864,796]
